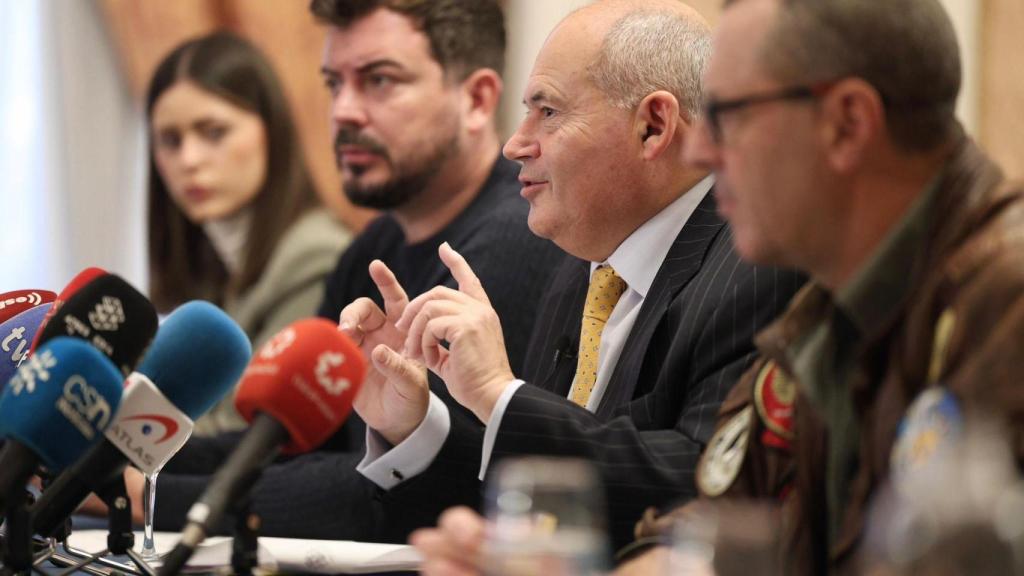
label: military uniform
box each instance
[637,137,1024,574]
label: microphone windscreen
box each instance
[34,274,157,377]
[0,303,53,390]
[0,290,57,325]
[235,318,365,454]
[30,267,106,353]
[0,337,123,471]
[136,300,252,419]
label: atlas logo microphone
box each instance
[104,373,193,474]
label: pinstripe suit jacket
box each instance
[379,190,804,549]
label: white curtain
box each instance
[0,0,147,295]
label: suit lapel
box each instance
[527,257,589,396]
[596,189,726,418]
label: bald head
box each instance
[549,0,712,117]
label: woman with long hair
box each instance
[147,32,350,435]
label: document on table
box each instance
[65,530,422,574]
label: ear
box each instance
[818,78,885,174]
[458,68,503,134]
[635,91,681,161]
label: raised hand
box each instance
[397,243,515,423]
[339,260,429,445]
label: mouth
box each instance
[336,147,381,166]
[183,186,211,203]
[518,178,549,198]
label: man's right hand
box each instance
[339,260,429,446]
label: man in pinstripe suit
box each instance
[343,0,804,558]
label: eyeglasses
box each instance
[702,81,838,144]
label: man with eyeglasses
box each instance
[620,0,1024,573]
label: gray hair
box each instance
[753,0,962,152]
[589,10,712,119]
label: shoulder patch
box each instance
[698,406,753,497]
[754,361,795,442]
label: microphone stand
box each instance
[230,496,260,576]
[50,477,155,576]
[1,489,40,576]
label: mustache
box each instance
[334,127,388,157]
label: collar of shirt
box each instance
[592,174,714,297]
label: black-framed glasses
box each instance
[702,81,838,144]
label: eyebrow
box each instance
[524,89,555,107]
[320,58,407,77]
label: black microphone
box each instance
[34,273,158,377]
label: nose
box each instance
[683,115,721,171]
[330,85,369,128]
[502,119,539,162]
[178,134,206,172]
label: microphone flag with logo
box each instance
[29,300,250,538]
[0,303,53,391]
[0,337,123,512]
[0,289,56,325]
[104,300,252,475]
[33,273,157,377]
[158,318,365,576]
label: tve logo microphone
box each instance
[104,373,193,474]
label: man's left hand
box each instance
[398,243,514,423]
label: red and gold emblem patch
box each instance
[753,361,795,449]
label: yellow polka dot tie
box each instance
[570,266,628,407]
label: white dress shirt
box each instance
[359,176,714,487]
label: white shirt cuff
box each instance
[357,391,451,490]
[479,379,526,480]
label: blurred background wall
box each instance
[0,0,1019,294]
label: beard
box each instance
[335,123,460,211]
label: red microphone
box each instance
[159,318,365,576]
[29,267,106,353]
[0,289,57,325]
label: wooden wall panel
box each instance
[981,0,1024,179]
[95,0,377,232]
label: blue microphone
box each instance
[0,303,53,391]
[138,300,253,419]
[0,337,124,511]
[31,301,252,537]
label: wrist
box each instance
[468,372,515,423]
[378,408,427,446]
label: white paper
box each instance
[65,530,421,574]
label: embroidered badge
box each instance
[890,387,963,480]
[697,406,753,497]
[753,361,795,447]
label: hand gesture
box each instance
[398,243,514,422]
[339,260,429,445]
